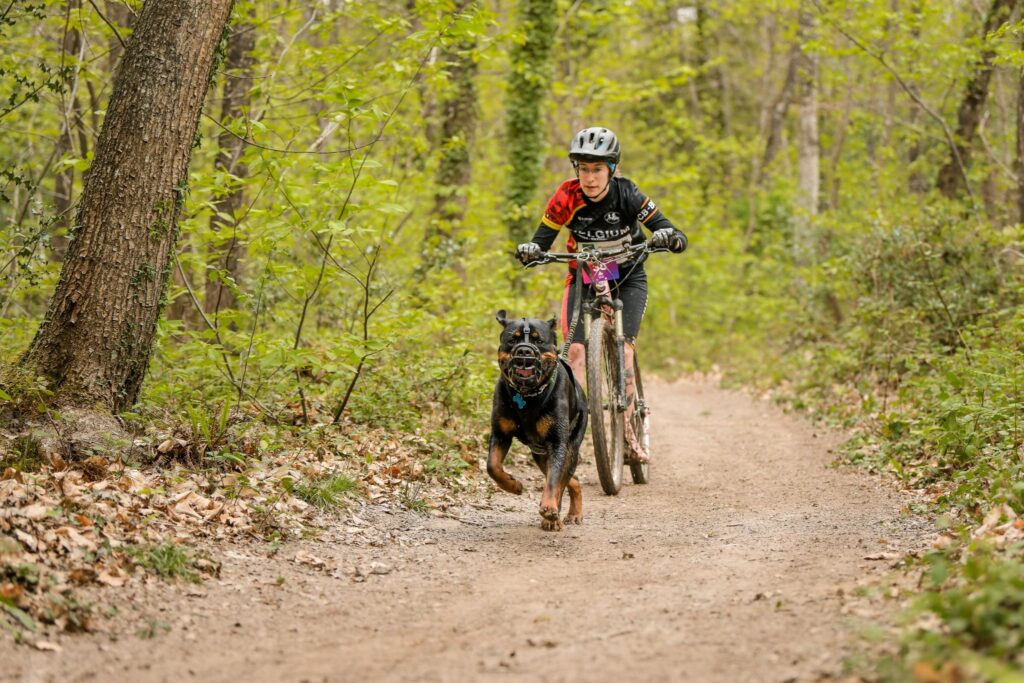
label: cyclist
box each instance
[516,126,687,461]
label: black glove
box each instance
[651,228,684,252]
[516,242,542,264]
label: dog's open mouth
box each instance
[510,343,542,381]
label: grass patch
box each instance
[292,473,360,511]
[125,543,202,582]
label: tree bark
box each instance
[936,0,1018,198]
[762,42,800,172]
[53,0,85,260]
[204,15,257,320]
[424,1,479,272]
[22,0,235,412]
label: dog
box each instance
[486,310,588,531]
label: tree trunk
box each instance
[22,0,235,412]
[204,15,257,320]
[936,0,1018,198]
[424,1,479,272]
[762,42,800,172]
[53,0,85,260]
[794,6,819,265]
[504,0,557,244]
[1017,31,1024,223]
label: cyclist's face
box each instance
[576,161,611,200]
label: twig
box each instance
[86,0,126,49]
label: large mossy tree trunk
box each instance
[21,0,235,412]
[504,0,557,244]
[424,1,480,272]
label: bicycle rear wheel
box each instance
[628,355,651,484]
[587,317,624,495]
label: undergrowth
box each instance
[735,206,1024,678]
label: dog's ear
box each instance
[547,316,558,332]
[495,309,508,326]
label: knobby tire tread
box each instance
[587,318,624,495]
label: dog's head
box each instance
[495,309,559,393]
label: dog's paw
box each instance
[510,479,523,495]
[541,517,564,532]
[563,512,582,525]
[539,503,559,521]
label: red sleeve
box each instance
[542,179,586,230]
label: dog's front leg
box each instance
[539,441,571,531]
[487,418,522,495]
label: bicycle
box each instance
[524,238,668,495]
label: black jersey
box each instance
[529,176,682,257]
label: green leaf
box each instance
[0,600,38,632]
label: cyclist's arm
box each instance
[642,211,687,252]
[523,179,582,251]
[526,225,560,251]
[629,181,687,252]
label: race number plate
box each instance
[581,259,620,285]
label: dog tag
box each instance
[581,259,619,285]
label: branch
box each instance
[810,0,976,206]
[978,110,1018,183]
[201,113,384,155]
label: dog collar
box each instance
[508,374,555,410]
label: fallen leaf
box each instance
[97,569,126,587]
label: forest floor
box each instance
[3,379,934,683]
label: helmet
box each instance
[568,127,620,165]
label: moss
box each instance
[0,433,44,472]
[0,361,52,417]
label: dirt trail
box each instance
[6,380,928,683]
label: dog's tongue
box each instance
[515,367,534,378]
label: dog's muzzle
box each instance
[510,343,541,379]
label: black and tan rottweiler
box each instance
[487,310,588,531]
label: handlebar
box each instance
[523,239,670,269]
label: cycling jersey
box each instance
[527,176,685,345]
[528,176,684,262]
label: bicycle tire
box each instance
[587,317,624,495]
[629,354,651,484]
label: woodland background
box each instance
[3,0,1024,677]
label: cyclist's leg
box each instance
[561,270,588,386]
[568,342,585,384]
[616,269,649,459]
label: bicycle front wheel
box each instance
[587,317,624,495]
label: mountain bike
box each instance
[525,239,667,495]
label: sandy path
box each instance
[5,380,927,683]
